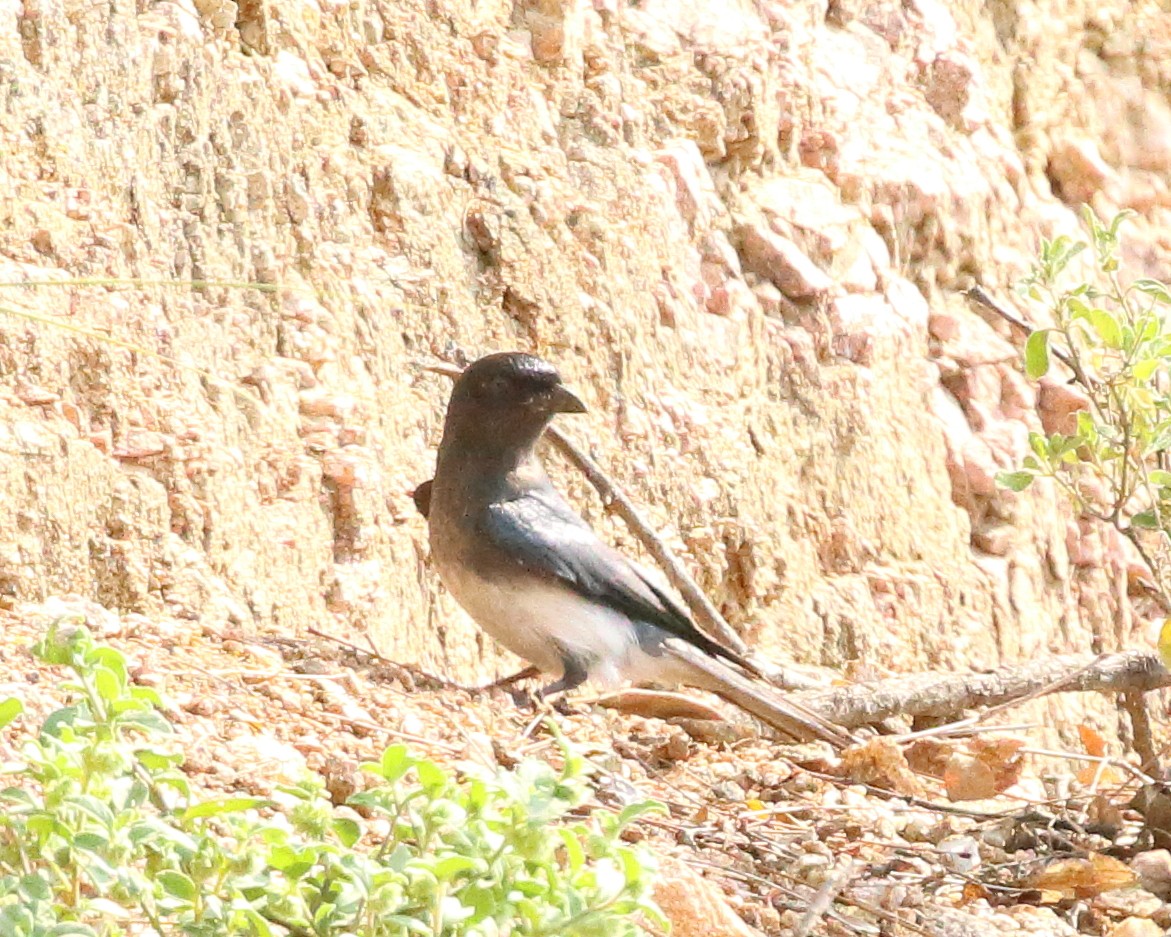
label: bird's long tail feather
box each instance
[663,639,856,748]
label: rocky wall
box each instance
[0,0,1168,727]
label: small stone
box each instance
[1132,849,1171,899]
[1106,919,1164,937]
[973,524,1014,555]
[299,390,356,420]
[937,834,981,873]
[791,852,832,886]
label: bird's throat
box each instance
[436,432,549,501]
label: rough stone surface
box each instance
[0,0,1169,743]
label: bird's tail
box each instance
[662,638,856,748]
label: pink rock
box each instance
[923,52,978,130]
[961,436,999,497]
[1048,137,1117,205]
[1066,518,1102,569]
[973,524,1014,556]
[1038,379,1090,436]
[655,141,720,229]
[946,363,1002,412]
[884,277,930,335]
[322,448,371,489]
[929,310,961,342]
[841,249,877,293]
[738,224,833,299]
[998,366,1036,420]
[705,278,756,318]
[299,390,356,420]
[980,417,1028,467]
[529,14,566,64]
[829,294,902,364]
[113,431,169,460]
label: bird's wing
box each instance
[480,489,750,670]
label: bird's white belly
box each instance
[437,562,662,688]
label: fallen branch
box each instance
[792,650,1170,729]
[415,357,1170,735]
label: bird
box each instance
[424,351,851,746]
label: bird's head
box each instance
[440,352,586,453]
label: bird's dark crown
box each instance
[452,352,563,407]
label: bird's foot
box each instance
[482,664,541,691]
[507,685,542,711]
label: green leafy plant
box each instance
[0,622,665,936]
[997,208,1171,598]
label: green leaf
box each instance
[136,749,182,772]
[1133,278,1171,304]
[1076,410,1098,441]
[432,855,481,881]
[1028,432,1048,460]
[559,828,586,870]
[128,685,163,707]
[89,647,128,681]
[18,874,52,901]
[1109,208,1136,236]
[1132,510,1161,530]
[73,832,109,852]
[416,759,449,793]
[1048,434,1083,459]
[157,870,197,902]
[368,744,413,784]
[1,787,36,808]
[997,471,1035,492]
[234,909,276,937]
[332,817,361,848]
[0,698,23,731]
[70,795,116,827]
[1150,424,1171,453]
[1025,329,1052,379]
[93,666,124,703]
[1066,296,1092,320]
[1087,308,1122,349]
[33,623,91,667]
[616,800,667,828]
[183,796,270,821]
[128,818,199,854]
[117,709,173,735]
[1134,359,1160,381]
[1150,470,1171,489]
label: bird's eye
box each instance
[483,375,511,398]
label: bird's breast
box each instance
[432,555,658,686]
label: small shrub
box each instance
[998,208,1171,604]
[0,623,665,936]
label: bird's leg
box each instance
[536,658,589,701]
[416,665,540,696]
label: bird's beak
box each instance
[550,384,587,414]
